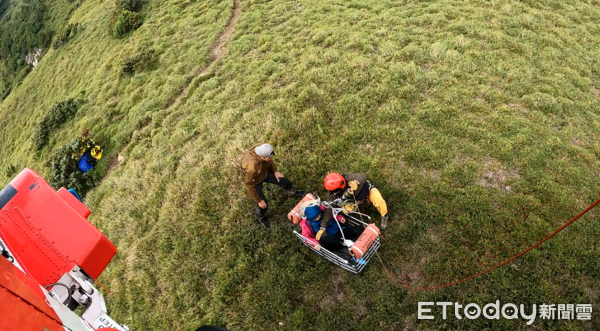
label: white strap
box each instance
[353,246,364,257]
[367,226,379,236]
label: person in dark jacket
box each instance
[240,143,305,229]
[304,205,364,252]
[323,172,389,230]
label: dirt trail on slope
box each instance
[206,0,242,69]
[104,0,242,177]
[165,0,242,108]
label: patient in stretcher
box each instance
[302,205,364,252]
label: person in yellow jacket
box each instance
[241,143,305,229]
[323,172,389,230]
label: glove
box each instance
[335,214,346,223]
[316,227,326,241]
[348,180,358,192]
[343,190,353,200]
[341,203,356,213]
[342,239,354,247]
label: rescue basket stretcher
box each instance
[287,194,381,274]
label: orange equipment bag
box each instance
[350,224,380,259]
[287,193,318,224]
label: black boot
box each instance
[253,208,270,230]
[338,249,358,267]
[286,186,306,198]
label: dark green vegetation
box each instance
[113,9,142,38]
[0,0,9,18]
[1,0,599,330]
[119,48,155,76]
[0,0,49,99]
[33,97,83,150]
[111,0,144,38]
[0,0,80,100]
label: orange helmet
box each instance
[324,172,346,192]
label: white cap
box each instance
[255,144,274,157]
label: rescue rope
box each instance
[323,200,348,242]
[378,198,600,291]
[325,198,371,247]
[95,279,113,296]
[351,190,365,224]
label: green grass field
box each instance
[1,0,600,329]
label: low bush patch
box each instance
[111,0,145,38]
[118,0,143,12]
[119,48,155,76]
[32,98,83,150]
[113,10,142,38]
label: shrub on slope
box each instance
[113,10,142,38]
[119,48,155,76]
[111,0,144,38]
[32,98,83,150]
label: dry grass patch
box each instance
[478,157,520,193]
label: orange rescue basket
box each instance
[287,193,318,224]
[350,224,380,259]
[287,194,381,274]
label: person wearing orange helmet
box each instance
[323,172,389,230]
[240,143,305,229]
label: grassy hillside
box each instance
[1,0,600,330]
